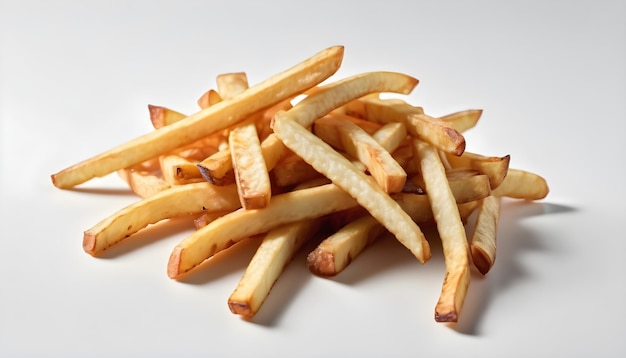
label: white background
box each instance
[1,1,625,357]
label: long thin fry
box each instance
[414,138,470,323]
[491,168,549,200]
[83,183,241,256]
[51,45,345,188]
[228,218,322,317]
[272,115,431,263]
[167,183,359,278]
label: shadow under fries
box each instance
[95,215,198,259]
[452,200,576,335]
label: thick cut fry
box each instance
[229,122,272,209]
[445,151,510,190]
[414,139,470,323]
[491,168,549,199]
[308,214,383,277]
[314,115,406,193]
[167,183,359,278]
[372,122,408,153]
[51,45,344,188]
[148,105,187,129]
[216,72,249,100]
[470,195,501,275]
[229,218,322,317]
[407,170,492,204]
[408,113,466,155]
[83,183,241,256]
[272,115,430,263]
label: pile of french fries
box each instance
[51,46,549,322]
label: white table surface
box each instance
[1,1,625,357]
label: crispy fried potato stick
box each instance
[229,122,272,209]
[445,151,511,190]
[83,183,241,256]
[272,115,431,263]
[148,105,187,129]
[440,109,483,133]
[313,116,407,193]
[216,72,249,100]
[408,113,466,156]
[343,96,465,155]
[470,195,501,275]
[372,122,408,153]
[228,218,322,317]
[51,45,345,188]
[167,183,359,279]
[491,168,549,200]
[197,89,223,109]
[414,139,470,323]
[308,214,383,277]
[159,154,205,185]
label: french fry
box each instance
[216,72,249,100]
[372,122,408,153]
[469,195,501,275]
[167,183,360,279]
[343,95,424,123]
[445,151,511,190]
[490,168,549,200]
[313,115,407,193]
[228,218,322,317]
[51,45,345,188]
[414,138,470,323]
[229,122,272,209]
[159,154,204,186]
[272,114,431,263]
[308,214,383,277]
[440,109,483,133]
[197,89,223,109]
[270,153,321,188]
[408,113,466,156]
[83,183,241,256]
[148,105,187,129]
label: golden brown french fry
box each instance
[470,195,501,275]
[51,45,345,188]
[159,154,204,186]
[313,116,407,193]
[414,138,470,323]
[281,71,419,128]
[216,72,249,100]
[372,122,408,153]
[445,151,511,190]
[167,183,360,279]
[148,105,187,129]
[197,89,223,109]
[440,109,482,133]
[343,95,424,123]
[307,214,383,277]
[228,218,322,317]
[229,122,272,209]
[491,168,549,200]
[270,153,322,188]
[272,114,431,264]
[407,113,466,156]
[83,183,241,256]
